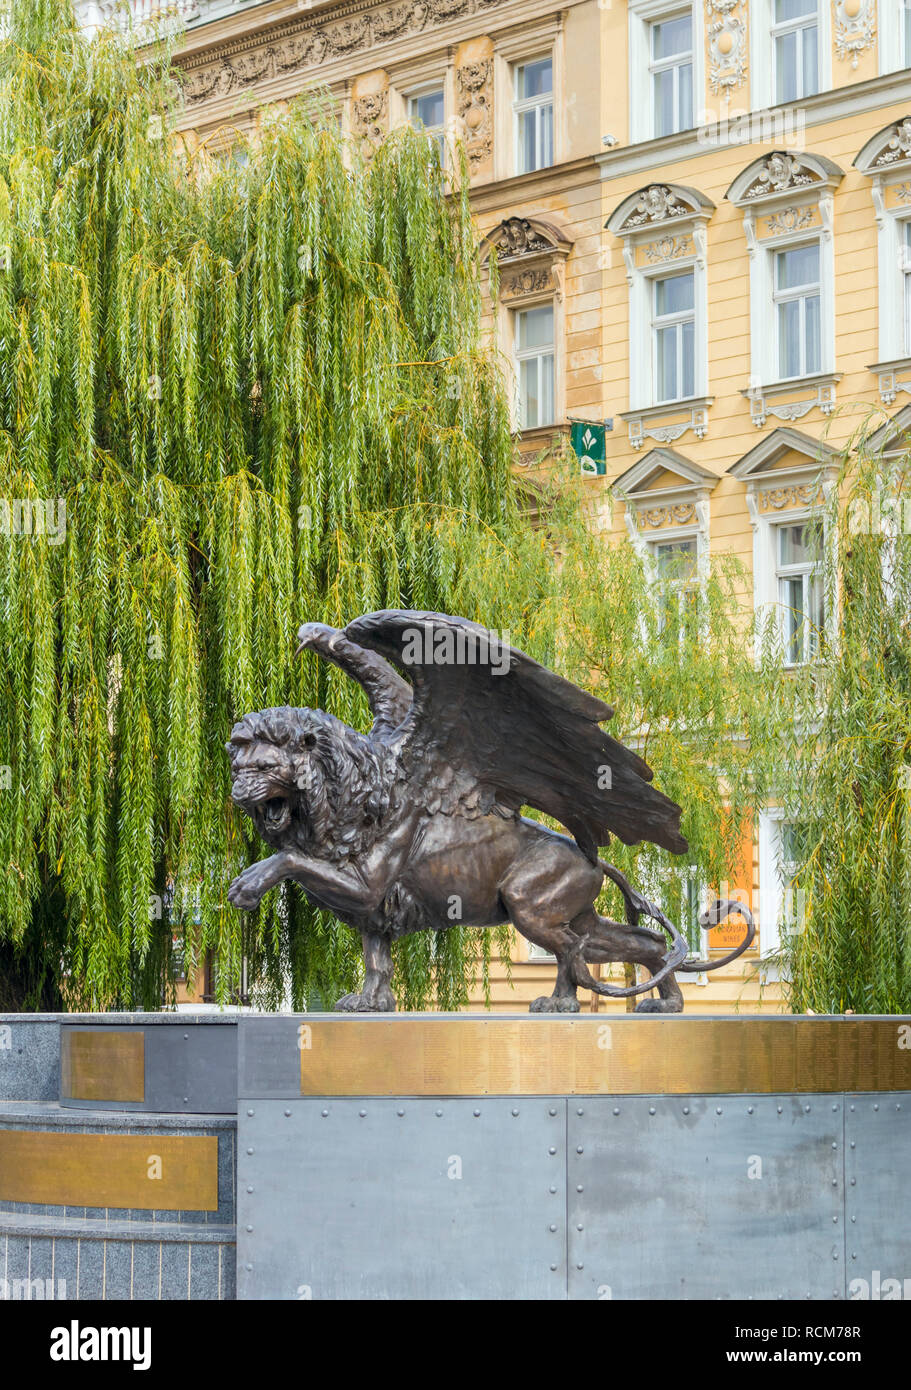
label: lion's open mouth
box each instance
[262,797,292,834]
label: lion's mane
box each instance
[227,705,401,862]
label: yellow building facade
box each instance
[150,0,911,1011]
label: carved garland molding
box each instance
[833,0,875,70]
[455,59,492,170]
[706,0,747,95]
[177,0,511,106]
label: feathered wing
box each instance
[343,610,688,862]
[296,622,413,739]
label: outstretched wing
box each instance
[296,621,413,740]
[344,610,688,862]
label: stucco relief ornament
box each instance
[456,61,492,170]
[745,152,812,197]
[644,234,692,263]
[490,217,551,258]
[875,120,911,167]
[626,186,686,228]
[706,0,747,94]
[352,91,388,148]
[833,0,876,69]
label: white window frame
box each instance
[647,527,703,646]
[757,808,807,980]
[773,239,822,380]
[774,517,825,665]
[406,82,447,167]
[750,0,831,110]
[493,24,564,181]
[878,0,911,74]
[629,246,707,410]
[652,266,697,402]
[746,487,836,665]
[512,299,557,431]
[629,0,703,144]
[747,224,834,389]
[512,54,554,175]
[648,9,695,139]
[770,0,820,105]
[873,200,911,363]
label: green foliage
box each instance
[0,0,789,1012]
[770,432,911,1012]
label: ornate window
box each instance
[628,0,703,145]
[726,151,842,427]
[749,0,831,108]
[479,216,573,435]
[607,183,714,448]
[407,85,446,165]
[513,57,553,174]
[855,117,911,402]
[727,425,838,665]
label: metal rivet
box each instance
[832,1142,838,1150]
[833,1253,839,1260]
[612,1107,620,1116]
[850,1104,855,1112]
[549,1146,556,1155]
[473,1109,480,1118]
[435,1109,442,1117]
[576,1223,583,1232]
[576,1146,584,1154]
[396,1108,404,1117]
[246,1147,254,1155]
[851,1214,856,1221]
[246,1109,254,1117]
[832,1180,838,1186]
[246,1224,253,1232]
[850,1140,856,1148]
[246,1186,254,1194]
[550,1264,557,1272]
[850,1179,856,1187]
[648,1107,656,1115]
[321,1109,328,1117]
[804,1105,811,1112]
[576,1185,583,1193]
[183,1034,189,1040]
[716,1106,722,1115]
[852,1253,857,1260]
[874,1103,879,1111]
[897,1103,902,1111]
[511,1108,519,1117]
[359,1109,366,1118]
[832,1104,839,1111]
[576,1263,584,1270]
[683,1106,690,1115]
[549,1185,557,1194]
[833,1216,838,1223]
[747,1106,754,1114]
[245,1264,253,1272]
[548,1107,557,1116]
[549,1223,556,1232]
[777,1106,783,1114]
[183,1097,189,1104]
[284,1109,291,1117]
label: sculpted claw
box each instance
[530,994,581,1013]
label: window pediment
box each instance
[728,428,839,516]
[614,449,715,531]
[726,151,843,209]
[855,119,911,180]
[606,184,714,238]
[480,215,572,303]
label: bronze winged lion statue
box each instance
[226,611,753,1012]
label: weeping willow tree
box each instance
[0,0,789,1012]
[769,431,911,1013]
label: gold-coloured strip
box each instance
[0,1131,219,1211]
[61,1030,145,1103]
[299,1018,911,1095]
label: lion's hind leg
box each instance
[574,909,684,1013]
[335,929,397,1012]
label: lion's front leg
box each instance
[228,851,306,911]
[335,930,396,1012]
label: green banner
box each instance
[571,422,606,476]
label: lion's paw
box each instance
[335,990,396,1013]
[228,873,262,911]
[529,994,581,1014]
[634,997,683,1014]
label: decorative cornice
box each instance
[175,0,514,105]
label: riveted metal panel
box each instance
[237,1099,567,1300]
[60,1024,237,1114]
[238,1017,302,1098]
[566,1095,844,1300]
[845,1093,911,1298]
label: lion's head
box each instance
[226,705,395,860]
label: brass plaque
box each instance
[0,1131,218,1211]
[61,1029,145,1103]
[299,1018,911,1096]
